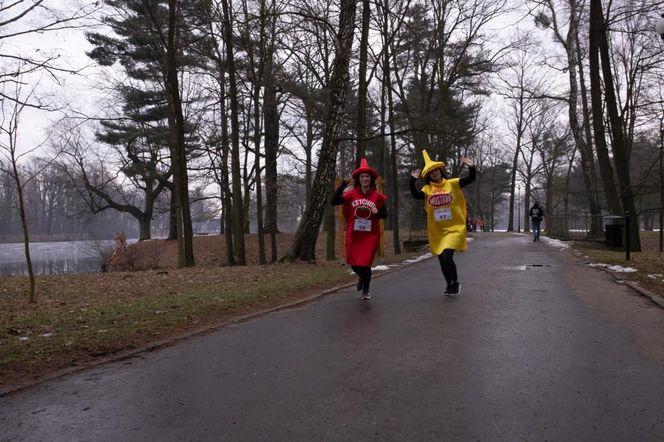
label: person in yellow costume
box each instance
[410,150,476,295]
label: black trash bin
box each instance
[603,216,624,247]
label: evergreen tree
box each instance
[86,0,204,265]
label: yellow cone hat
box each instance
[421,149,445,178]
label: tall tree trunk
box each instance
[168,189,177,240]
[304,104,314,203]
[592,0,640,251]
[251,71,266,264]
[166,0,194,267]
[381,0,400,254]
[564,2,603,239]
[507,95,524,232]
[138,215,152,241]
[283,0,357,262]
[574,23,604,238]
[355,0,370,165]
[325,192,336,261]
[222,0,246,264]
[220,69,235,266]
[246,0,267,264]
[588,0,622,217]
[264,54,280,263]
[11,162,36,302]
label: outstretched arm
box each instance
[409,169,425,199]
[331,179,350,205]
[459,156,476,188]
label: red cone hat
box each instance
[351,158,378,178]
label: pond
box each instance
[0,240,129,277]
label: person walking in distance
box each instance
[529,201,544,241]
[410,150,476,296]
[332,158,387,300]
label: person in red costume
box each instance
[331,158,388,300]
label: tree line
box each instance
[1,0,663,303]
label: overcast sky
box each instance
[5,0,663,163]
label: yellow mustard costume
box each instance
[420,150,468,255]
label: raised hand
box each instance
[459,156,474,167]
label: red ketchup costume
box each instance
[331,158,388,300]
[339,160,387,266]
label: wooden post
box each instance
[377,176,384,257]
[336,178,345,257]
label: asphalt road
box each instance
[2,233,664,441]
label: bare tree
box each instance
[221,0,247,265]
[495,36,551,231]
[283,0,357,262]
[0,1,99,107]
[58,124,171,241]
[0,80,49,302]
[531,0,608,237]
[589,0,640,251]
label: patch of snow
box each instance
[371,265,390,271]
[541,236,571,249]
[405,253,431,263]
[587,263,637,273]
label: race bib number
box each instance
[354,218,372,231]
[434,208,452,221]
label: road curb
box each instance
[0,253,433,398]
[571,250,664,309]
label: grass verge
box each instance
[568,231,664,299]
[0,261,357,392]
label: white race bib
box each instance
[434,207,452,221]
[354,218,372,231]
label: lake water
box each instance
[0,240,126,277]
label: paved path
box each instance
[2,233,664,441]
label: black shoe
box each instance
[356,279,364,291]
[448,281,460,295]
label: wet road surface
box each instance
[2,233,664,441]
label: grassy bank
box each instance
[0,262,356,392]
[1,231,422,392]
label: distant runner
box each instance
[529,202,544,242]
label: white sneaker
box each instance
[361,292,371,300]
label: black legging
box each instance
[437,249,457,286]
[351,265,372,292]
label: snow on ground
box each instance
[587,263,637,273]
[404,253,432,264]
[648,274,664,282]
[541,236,571,249]
[346,253,431,275]
[371,265,390,271]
